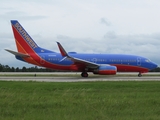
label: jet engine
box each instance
[93,65,117,75]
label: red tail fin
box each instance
[11,20,40,54]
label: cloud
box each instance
[1,0,160,67]
[100,18,111,26]
[0,11,47,21]
[104,31,117,39]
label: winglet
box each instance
[56,42,69,57]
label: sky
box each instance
[0,0,160,68]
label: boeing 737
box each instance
[5,20,158,77]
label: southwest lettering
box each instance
[14,23,38,49]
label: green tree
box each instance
[22,66,27,72]
[0,64,3,72]
[11,67,15,72]
[16,67,20,72]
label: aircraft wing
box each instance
[5,49,30,57]
[69,56,99,68]
[56,42,99,68]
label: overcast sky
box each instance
[0,0,160,68]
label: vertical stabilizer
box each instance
[11,20,40,54]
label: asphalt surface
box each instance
[0,76,159,82]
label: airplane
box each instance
[5,20,158,77]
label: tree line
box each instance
[149,67,160,72]
[0,64,56,72]
[0,63,159,72]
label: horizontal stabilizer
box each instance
[5,49,30,57]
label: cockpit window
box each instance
[145,59,150,62]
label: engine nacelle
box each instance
[93,65,117,75]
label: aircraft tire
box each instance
[81,72,88,77]
[138,73,142,77]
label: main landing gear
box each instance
[81,72,88,77]
[81,72,143,77]
[138,72,142,77]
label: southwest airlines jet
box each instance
[5,20,158,77]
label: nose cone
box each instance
[150,62,158,70]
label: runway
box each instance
[0,72,159,82]
[0,76,160,82]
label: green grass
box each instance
[0,81,160,120]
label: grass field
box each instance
[0,81,160,120]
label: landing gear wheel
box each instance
[81,72,88,77]
[138,73,142,77]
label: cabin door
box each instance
[137,57,141,66]
[92,58,97,63]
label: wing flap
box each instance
[5,49,30,57]
[70,57,99,68]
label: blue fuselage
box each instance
[35,52,157,72]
